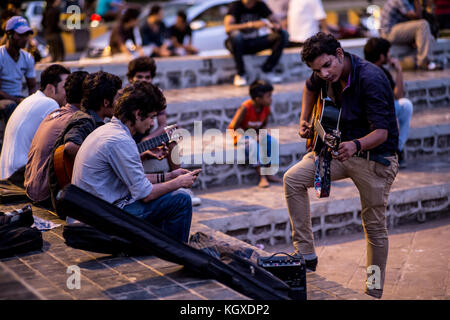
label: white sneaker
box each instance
[178,188,202,206]
[233,74,247,87]
[262,71,282,84]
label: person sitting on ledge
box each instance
[71,82,200,243]
[228,79,281,188]
[224,0,289,86]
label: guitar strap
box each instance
[313,84,338,198]
[314,145,332,198]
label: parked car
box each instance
[21,1,45,32]
[82,0,235,59]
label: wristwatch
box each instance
[352,139,361,153]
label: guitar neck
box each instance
[137,133,169,153]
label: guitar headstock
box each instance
[164,124,182,143]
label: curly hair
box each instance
[80,71,122,111]
[127,56,157,81]
[113,82,167,125]
[301,32,342,65]
[64,71,89,104]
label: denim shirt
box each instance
[306,52,399,154]
[72,117,153,208]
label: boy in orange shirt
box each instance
[228,79,281,188]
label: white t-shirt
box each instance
[0,45,35,97]
[0,90,58,179]
[288,0,327,43]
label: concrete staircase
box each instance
[34,37,450,245]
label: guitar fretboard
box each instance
[137,133,170,153]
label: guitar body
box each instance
[53,125,181,189]
[306,88,341,153]
[306,94,324,153]
[53,144,74,189]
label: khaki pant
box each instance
[384,19,434,67]
[283,152,398,291]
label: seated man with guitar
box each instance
[283,32,399,299]
[126,56,202,206]
[71,82,200,243]
[47,71,123,212]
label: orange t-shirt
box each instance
[228,99,271,144]
[234,99,271,130]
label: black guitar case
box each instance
[56,184,292,300]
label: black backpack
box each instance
[0,224,43,258]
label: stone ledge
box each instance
[163,73,450,133]
[172,116,450,190]
[194,160,450,246]
[33,38,450,90]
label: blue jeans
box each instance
[395,98,413,151]
[226,29,289,75]
[123,191,192,243]
[240,134,279,167]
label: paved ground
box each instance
[191,158,450,300]
[0,204,370,300]
[267,216,450,300]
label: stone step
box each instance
[163,70,450,133]
[34,38,450,90]
[158,107,450,190]
[192,159,450,247]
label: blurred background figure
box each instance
[140,4,173,58]
[42,0,65,62]
[109,7,144,57]
[364,37,413,168]
[0,16,37,127]
[380,0,442,70]
[169,11,198,56]
[0,0,22,45]
[266,0,289,29]
[287,0,329,47]
[434,0,450,31]
[224,0,289,87]
[96,0,125,22]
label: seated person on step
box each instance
[126,56,202,206]
[71,82,201,243]
[228,79,281,188]
[47,71,122,211]
[364,37,413,168]
[168,11,198,56]
[224,0,289,86]
[25,71,89,207]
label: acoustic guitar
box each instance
[306,87,342,153]
[53,124,180,189]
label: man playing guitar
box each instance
[283,33,399,299]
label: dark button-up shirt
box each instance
[306,52,399,155]
[48,108,105,209]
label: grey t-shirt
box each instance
[0,45,35,97]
